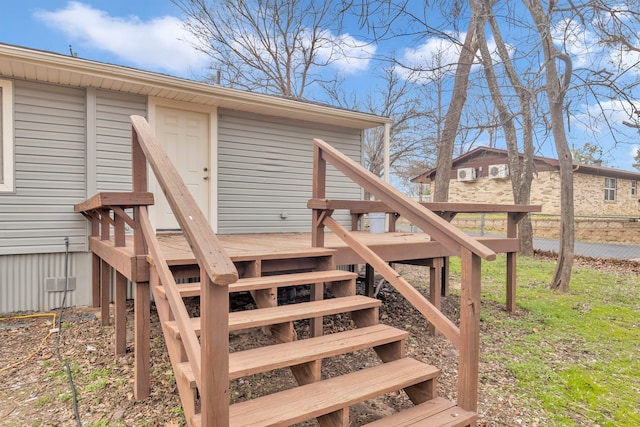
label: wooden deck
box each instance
[92,230,518,276]
[73,118,540,426]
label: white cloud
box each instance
[315,31,376,74]
[397,33,507,82]
[34,1,208,77]
[574,99,640,133]
[552,18,601,68]
[397,36,462,81]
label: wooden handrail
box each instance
[130,115,238,286]
[312,138,486,413]
[137,207,204,389]
[323,216,462,348]
[313,139,496,261]
[308,198,541,215]
[130,115,234,425]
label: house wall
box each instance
[0,80,87,255]
[0,80,90,312]
[217,109,362,233]
[0,81,368,313]
[447,170,640,216]
[571,172,640,216]
[94,90,147,192]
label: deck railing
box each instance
[130,115,238,426]
[310,138,496,412]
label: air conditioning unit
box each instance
[488,164,509,179]
[457,167,476,182]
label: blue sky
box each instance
[1,1,638,172]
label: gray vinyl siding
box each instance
[218,110,362,233]
[95,90,146,191]
[0,80,86,255]
[0,252,91,313]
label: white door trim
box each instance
[147,97,218,231]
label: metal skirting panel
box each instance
[0,252,92,314]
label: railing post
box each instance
[506,213,518,313]
[200,270,230,426]
[312,144,326,247]
[131,128,150,400]
[458,247,481,414]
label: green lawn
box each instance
[449,255,640,426]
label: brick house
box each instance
[412,147,640,217]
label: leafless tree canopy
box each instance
[173,0,356,99]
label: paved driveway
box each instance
[533,237,640,260]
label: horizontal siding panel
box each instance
[0,212,79,221]
[13,137,85,151]
[96,126,134,140]
[15,105,85,123]
[0,80,87,254]
[15,171,85,182]
[218,110,361,234]
[0,196,86,205]
[1,228,86,238]
[95,138,134,152]
[15,180,85,190]
[14,119,86,134]
[94,172,131,183]
[96,158,132,169]
[14,128,86,142]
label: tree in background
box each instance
[172,0,368,99]
[325,66,437,191]
[573,142,604,166]
[471,0,536,255]
[634,147,640,171]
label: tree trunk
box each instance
[432,17,479,202]
[477,0,536,255]
[524,0,574,290]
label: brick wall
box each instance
[446,171,640,216]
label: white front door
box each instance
[155,107,210,230]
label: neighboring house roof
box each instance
[412,146,640,183]
[0,42,391,130]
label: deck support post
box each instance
[132,129,150,400]
[134,280,150,400]
[428,257,443,336]
[458,248,481,414]
[100,260,110,326]
[114,271,127,355]
[506,213,521,313]
[200,272,230,427]
[92,253,100,308]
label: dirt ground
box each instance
[1,254,634,427]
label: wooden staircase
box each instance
[76,116,496,426]
[152,251,478,427]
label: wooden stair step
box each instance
[165,295,381,339]
[176,324,409,387]
[155,270,358,299]
[192,358,440,427]
[362,397,478,426]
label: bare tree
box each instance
[432,19,480,201]
[325,66,436,188]
[472,0,537,255]
[173,0,360,99]
[524,0,574,291]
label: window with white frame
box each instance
[604,177,616,201]
[0,79,14,192]
[632,181,637,196]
